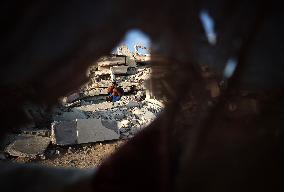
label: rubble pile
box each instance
[56,65,163,139]
[73,98,163,138]
[0,46,164,161]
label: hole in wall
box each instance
[3,29,164,168]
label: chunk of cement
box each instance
[51,121,77,145]
[5,135,50,158]
[51,119,119,145]
[77,119,119,144]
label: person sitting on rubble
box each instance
[106,82,124,102]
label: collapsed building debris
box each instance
[0,44,163,162]
[52,46,164,139]
[50,44,163,142]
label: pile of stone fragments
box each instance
[0,63,164,159]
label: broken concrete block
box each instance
[5,135,50,158]
[76,119,119,144]
[51,119,119,145]
[51,121,77,145]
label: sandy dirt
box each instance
[12,140,125,168]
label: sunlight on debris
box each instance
[58,45,163,139]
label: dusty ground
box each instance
[12,140,125,168]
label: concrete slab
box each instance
[51,119,119,145]
[76,119,119,144]
[5,135,50,158]
[51,121,77,145]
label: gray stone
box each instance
[126,101,139,108]
[51,121,77,145]
[5,135,50,158]
[76,119,119,144]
